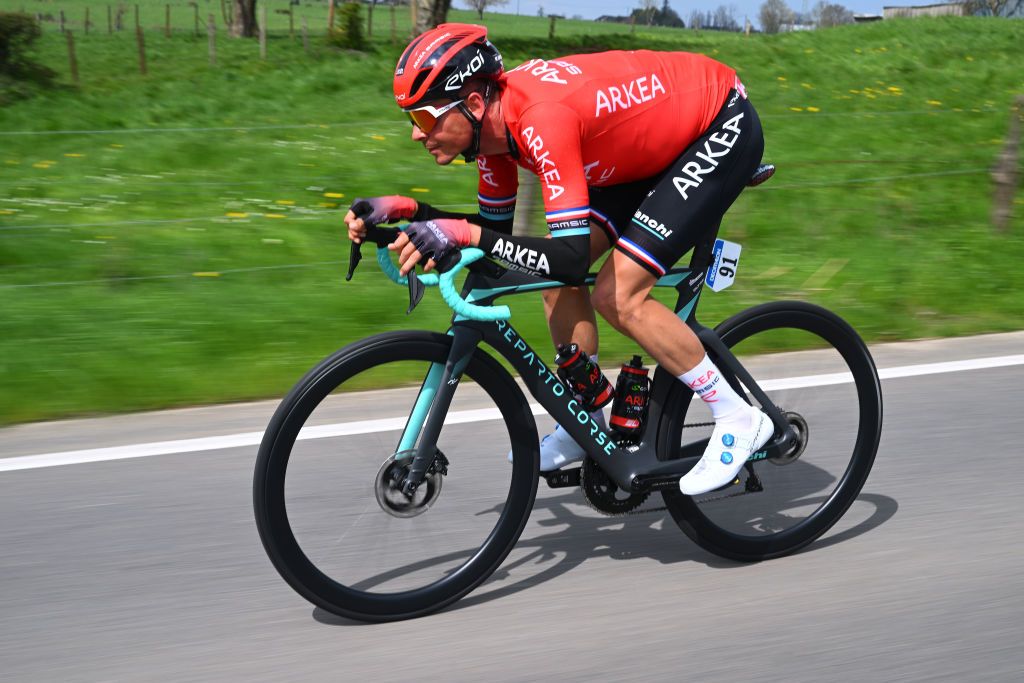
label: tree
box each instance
[962,0,1024,16]
[461,0,509,20]
[812,1,853,27]
[759,0,794,33]
[639,0,658,25]
[413,0,453,34]
[230,0,258,38]
[712,4,740,29]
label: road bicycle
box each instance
[253,222,883,623]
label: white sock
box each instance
[678,354,750,423]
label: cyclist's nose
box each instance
[411,125,427,142]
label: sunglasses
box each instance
[405,99,464,134]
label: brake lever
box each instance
[406,270,425,314]
[345,240,362,281]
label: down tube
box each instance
[474,319,626,470]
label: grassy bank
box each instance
[1,10,1023,424]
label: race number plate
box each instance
[705,239,742,292]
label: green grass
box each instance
[1,8,1023,424]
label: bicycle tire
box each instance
[658,301,883,561]
[253,330,539,622]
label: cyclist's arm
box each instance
[411,152,519,235]
[474,104,592,285]
[412,201,513,235]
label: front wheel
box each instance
[254,331,539,622]
[659,302,883,561]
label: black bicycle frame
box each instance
[402,232,799,495]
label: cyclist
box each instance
[344,24,772,496]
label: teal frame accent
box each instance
[397,362,445,454]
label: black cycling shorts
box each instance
[588,89,764,277]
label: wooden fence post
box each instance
[66,30,80,85]
[302,16,309,53]
[548,15,556,40]
[136,25,147,75]
[289,7,294,39]
[630,15,636,34]
[259,6,267,59]
[327,0,336,30]
[60,10,65,33]
[992,95,1023,232]
[208,14,216,66]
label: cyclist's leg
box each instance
[540,225,609,354]
[539,180,648,354]
[530,187,645,470]
[593,90,769,493]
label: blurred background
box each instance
[1,1,1022,425]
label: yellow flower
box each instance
[275,200,295,205]
[370,135,386,141]
[789,107,804,112]
[193,272,221,277]
[965,56,974,61]
[801,83,814,89]
[110,144,123,148]
[411,188,430,193]
[64,153,85,158]
[32,162,51,169]
[807,106,820,112]
[319,202,338,208]
[264,214,287,219]
[777,76,787,81]
[849,89,861,94]
[324,192,344,198]
[927,100,942,106]
[226,212,248,218]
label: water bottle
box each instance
[554,343,614,411]
[610,355,651,442]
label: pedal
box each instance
[542,467,582,489]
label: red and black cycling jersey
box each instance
[466,50,742,282]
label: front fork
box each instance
[397,326,482,495]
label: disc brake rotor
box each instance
[374,449,446,518]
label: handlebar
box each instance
[346,225,511,322]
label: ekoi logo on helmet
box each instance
[444,49,486,92]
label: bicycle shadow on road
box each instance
[313,479,897,626]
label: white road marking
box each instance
[2,354,1022,473]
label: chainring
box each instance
[374,449,447,518]
[580,456,650,516]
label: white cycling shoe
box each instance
[678,405,774,496]
[508,422,592,471]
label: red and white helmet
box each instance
[393,23,503,109]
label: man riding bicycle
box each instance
[344,23,772,496]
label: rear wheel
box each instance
[659,302,883,561]
[254,331,539,622]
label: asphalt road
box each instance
[2,332,1023,682]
